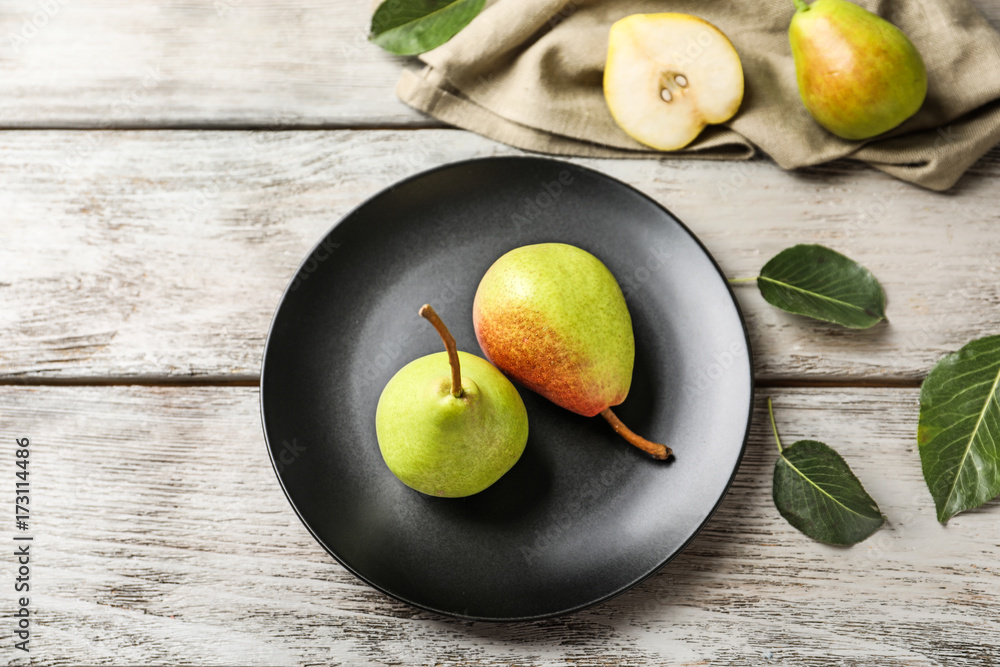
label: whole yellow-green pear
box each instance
[375,305,528,497]
[789,0,927,140]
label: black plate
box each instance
[261,157,753,621]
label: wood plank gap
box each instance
[0,376,260,387]
[755,378,923,389]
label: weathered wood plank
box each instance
[1,130,998,381]
[0,0,998,128]
[3,385,998,665]
[0,0,429,128]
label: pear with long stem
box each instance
[375,305,529,497]
[474,244,671,460]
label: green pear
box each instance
[375,305,528,497]
[473,243,670,460]
[789,0,927,140]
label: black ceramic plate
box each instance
[261,157,753,621]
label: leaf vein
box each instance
[941,359,1000,512]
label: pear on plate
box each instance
[473,243,671,460]
[375,305,529,497]
[790,0,927,140]
[603,13,745,151]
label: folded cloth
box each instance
[390,0,1000,190]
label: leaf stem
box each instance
[419,304,463,398]
[728,276,759,284]
[767,397,783,454]
[793,0,811,11]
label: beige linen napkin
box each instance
[392,0,1000,190]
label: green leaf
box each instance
[768,399,885,545]
[918,335,1000,523]
[757,244,886,329]
[370,0,486,56]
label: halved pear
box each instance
[604,13,745,151]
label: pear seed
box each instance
[660,88,673,103]
[675,74,688,87]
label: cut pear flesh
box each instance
[604,13,745,151]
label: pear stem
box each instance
[792,0,810,12]
[600,408,672,460]
[419,304,463,398]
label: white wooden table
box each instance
[3,1,1000,664]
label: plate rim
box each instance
[259,155,756,622]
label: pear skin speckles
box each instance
[472,244,634,418]
[474,303,620,417]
